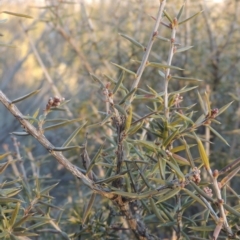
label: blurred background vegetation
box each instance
[0,0,239,239]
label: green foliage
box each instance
[0,1,240,239]
[0,153,64,239]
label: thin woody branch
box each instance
[0,90,113,198]
[0,90,151,240]
[128,0,166,104]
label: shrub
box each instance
[0,1,239,239]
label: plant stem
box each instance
[12,136,27,181]
[0,90,108,197]
[207,168,233,236]
[164,26,176,120]
[0,90,151,240]
[20,23,74,120]
[129,0,166,103]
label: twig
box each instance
[2,144,20,177]
[12,136,27,181]
[20,22,75,119]
[0,90,152,240]
[55,25,93,73]
[164,22,176,120]
[129,0,166,104]
[0,90,111,197]
[127,0,166,142]
[207,168,233,236]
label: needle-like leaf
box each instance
[1,11,33,19]
[11,89,41,104]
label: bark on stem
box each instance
[129,0,166,104]
[207,168,233,236]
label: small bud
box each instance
[54,96,60,102]
[45,96,65,110]
[203,187,213,197]
[153,31,158,38]
[218,198,224,204]
[191,167,201,184]
[211,108,219,119]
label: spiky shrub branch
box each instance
[0,1,240,240]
